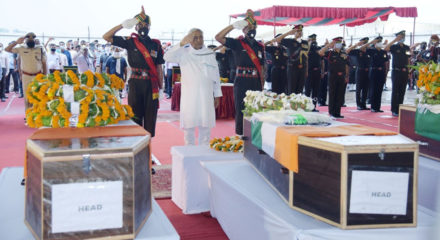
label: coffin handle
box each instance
[82,154,91,174]
[416,141,429,146]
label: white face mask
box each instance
[334,43,342,49]
[375,43,383,48]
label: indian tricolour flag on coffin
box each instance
[415,104,440,141]
[251,121,278,158]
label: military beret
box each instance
[395,30,405,36]
[25,32,36,38]
[293,24,304,31]
[431,34,439,41]
[332,37,343,42]
[308,34,317,39]
[374,36,383,41]
[135,12,151,25]
[245,9,257,27]
[360,37,369,42]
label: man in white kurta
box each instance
[164,28,222,145]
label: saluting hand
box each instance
[180,32,193,47]
[16,37,25,44]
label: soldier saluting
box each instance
[103,6,164,137]
[215,9,265,136]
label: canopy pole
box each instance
[412,17,416,45]
[343,24,346,39]
[273,17,276,38]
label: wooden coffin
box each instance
[243,119,419,229]
[25,135,151,240]
[399,104,440,161]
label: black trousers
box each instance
[0,68,6,97]
[128,78,159,137]
[271,66,287,94]
[165,69,173,96]
[328,72,346,116]
[349,66,357,84]
[287,63,306,94]
[305,68,321,106]
[318,73,328,105]
[229,68,236,83]
[370,69,386,111]
[234,76,261,135]
[6,69,20,93]
[355,68,370,107]
[391,70,409,114]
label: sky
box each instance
[0,0,438,44]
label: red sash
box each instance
[131,33,160,100]
[239,39,262,78]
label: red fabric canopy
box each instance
[230,6,417,27]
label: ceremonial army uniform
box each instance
[264,48,273,86]
[265,45,287,94]
[350,38,371,109]
[327,45,348,118]
[318,55,329,106]
[305,34,321,109]
[113,35,164,136]
[281,37,309,94]
[367,40,389,112]
[215,50,231,80]
[224,37,264,135]
[389,31,410,116]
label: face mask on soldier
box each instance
[27,40,35,48]
[246,29,256,39]
[138,26,149,38]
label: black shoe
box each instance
[392,112,399,117]
[319,103,328,106]
[151,168,156,175]
[357,106,364,110]
[333,114,344,119]
[371,109,384,113]
[342,104,347,107]
[21,178,25,186]
[1,98,5,102]
[312,109,319,112]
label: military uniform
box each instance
[389,35,410,116]
[215,50,230,79]
[305,36,321,108]
[367,46,389,112]
[327,48,348,118]
[265,45,287,94]
[112,35,164,136]
[318,56,329,106]
[281,38,308,94]
[224,37,264,135]
[350,46,371,109]
[10,44,46,110]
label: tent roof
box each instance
[230,6,417,27]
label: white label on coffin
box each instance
[63,85,74,102]
[349,170,409,215]
[52,181,123,233]
[70,102,80,115]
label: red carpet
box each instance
[157,199,229,240]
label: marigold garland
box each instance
[415,62,440,105]
[26,71,134,128]
[210,136,244,153]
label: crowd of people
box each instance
[2,7,440,143]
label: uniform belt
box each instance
[236,66,258,78]
[131,67,149,79]
[393,67,407,72]
[22,70,41,76]
[372,67,384,70]
[358,67,369,71]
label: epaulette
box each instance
[152,38,163,53]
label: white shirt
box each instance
[164,44,222,129]
[60,53,68,67]
[0,51,9,69]
[76,54,95,73]
[47,52,62,70]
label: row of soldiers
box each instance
[215,15,439,131]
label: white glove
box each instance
[232,20,249,30]
[122,18,139,29]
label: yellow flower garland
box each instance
[210,136,244,152]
